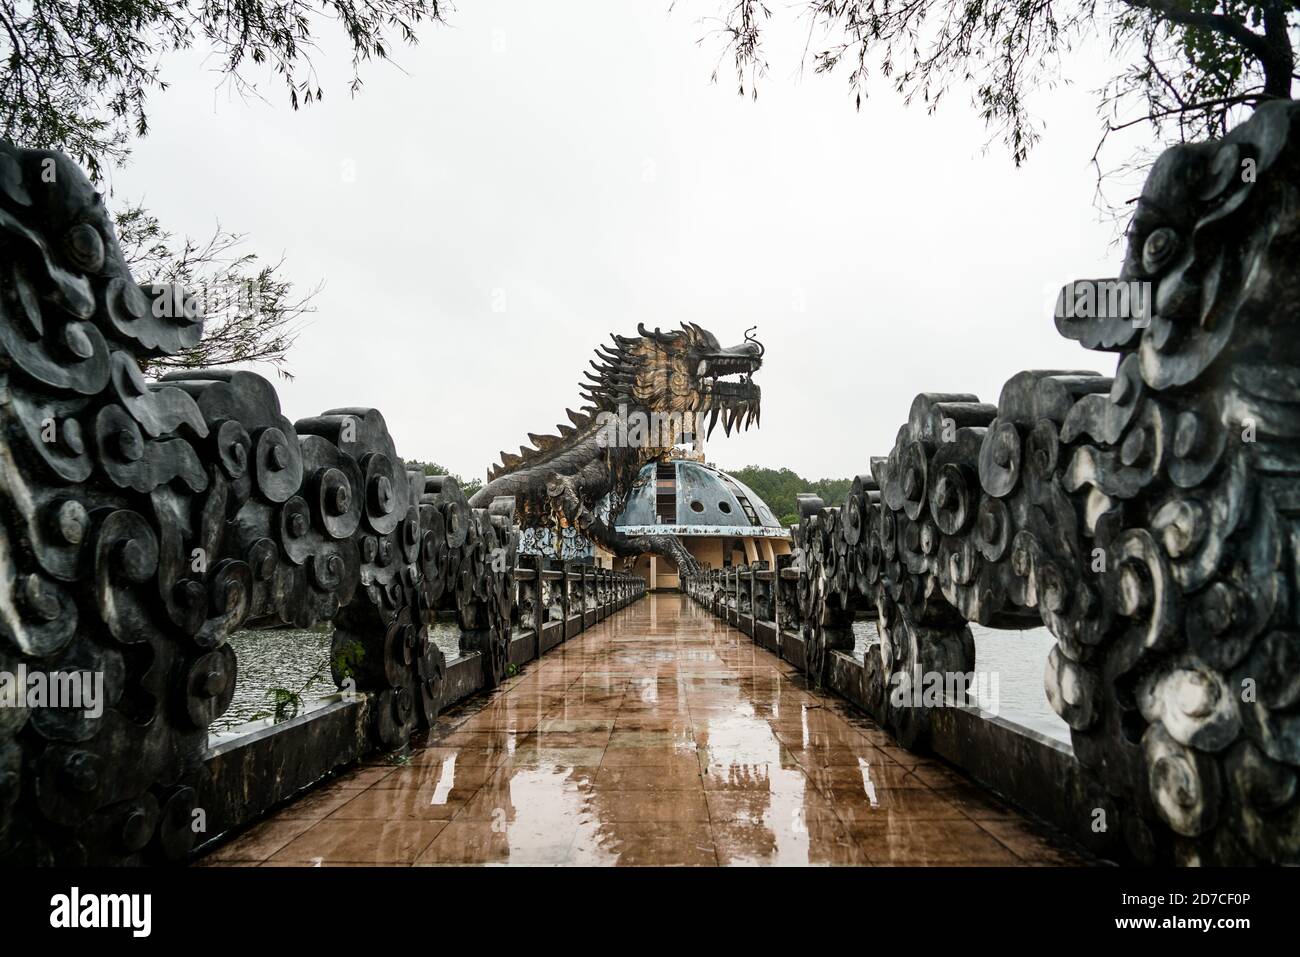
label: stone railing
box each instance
[686,102,1300,867]
[0,140,644,865]
[514,557,644,652]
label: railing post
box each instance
[533,553,545,660]
[586,566,595,626]
[576,564,583,630]
[562,562,573,640]
[730,568,736,624]
[772,560,781,637]
[752,566,760,636]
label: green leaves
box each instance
[249,686,304,723]
[332,640,366,682]
[724,465,852,524]
[0,0,186,177]
[0,2,448,381]
[0,1,447,183]
[699,0,1295,168]
[113,201,316,379]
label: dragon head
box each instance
[584,322,764,439]
[1055,100,1300,392]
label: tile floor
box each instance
[198,593,1089,866]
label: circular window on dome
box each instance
[690,501,704,513]
[718,501,732,513]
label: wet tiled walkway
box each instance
[201,594,1086,865]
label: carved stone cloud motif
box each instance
[694,102,1300,866]
[0,145,519,864]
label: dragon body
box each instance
[468,323,763,574]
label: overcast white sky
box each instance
[111,1,1139,482]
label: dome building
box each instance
[610,458,792,591]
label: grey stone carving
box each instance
[688,102,1300,865]
[0,143,530,863]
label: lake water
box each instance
[214,628,332,733]
[215,621,467,734]
[851,620,1069,744]
[217,614,1069,746]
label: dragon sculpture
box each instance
[468,323,764,574]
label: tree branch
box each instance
[1106,90,1270,132]
[1119,0,1276,66]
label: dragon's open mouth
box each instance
[698,350,762,437]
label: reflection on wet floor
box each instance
[199,594,1088,866]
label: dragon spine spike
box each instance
[637,321,674,342]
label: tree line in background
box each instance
[413,462,483,500]
[723,465,852,528]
